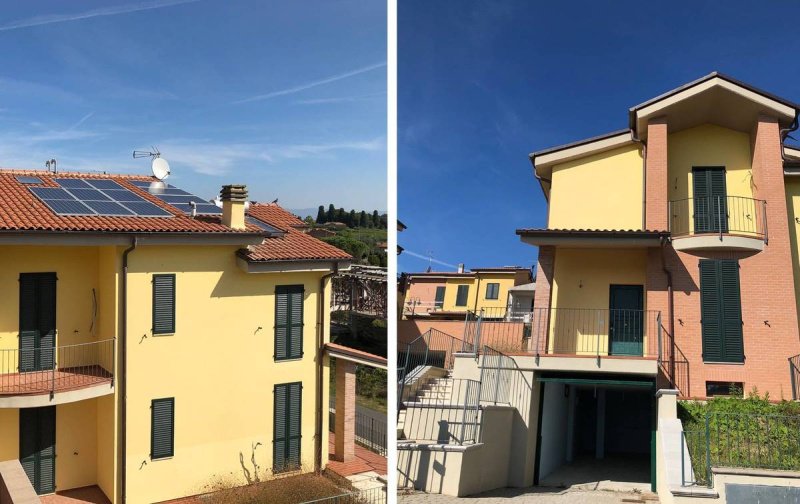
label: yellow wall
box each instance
[57,400,98,491]
[124,245,328,504]
[786,178,800,333]
[0,409,18,462]
[550,248,647,355]
[438,274,521,313]
[473,274,517,312]
[668,124,756,234]
[548,144,644,230]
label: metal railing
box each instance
[479,345,532,416]
[790,354,800,400]
[403,299,444,317]
[669,196,767,242]
[468,307,662,360]
[301,486,386,504]
[681,429,711,487]
[659,329,690,396]
[397,328,466,412]
[399,377,481,445]
[0,339,115,396]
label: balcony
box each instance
[0,339,114,407]
[668,196,767,253]
[466,308,663,375]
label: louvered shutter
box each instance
[273,384,288,472]
[720,260,744,362]
[151,398,174,459]
[456,285,469,306]
[693,168,728,233]
[37,407,56,495]
[273,382,302,472]
[152,275,176,334]
[275,286,304,360]
[19,275,38,372]
[700,260,723,362]
[37,274,56,370]
[19,408,37,489]
[434,286,445,308]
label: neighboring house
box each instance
[401,266,532,319]
[0,170,351,503]
[308,228,337,239]
[397,73,800,499]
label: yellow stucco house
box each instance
[0,170,351,503]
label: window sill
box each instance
[152,332,175,337]
[703,360,745,365]
[151,455,173,461]
[275,357,305,363]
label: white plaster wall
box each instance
[538,382,569,480]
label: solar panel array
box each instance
[128,180,222,215]
[16,176,43,185]
[28,178,172,217]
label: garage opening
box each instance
[534,375,654,493]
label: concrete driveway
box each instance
[398,487,659,503]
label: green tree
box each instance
[372,210,380,227]
[348,209,356,228]
[327,204,335,223]
[316,205,326,224]
[322,236,369,262]
[360,210,369,228]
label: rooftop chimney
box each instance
[457,263,465,273]
[220,184,247,230]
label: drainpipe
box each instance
[120,237,138,503]
[659,236,675,387]
[528,154,551,203]
[631,129,648,230]
[315,262,339,473]
[780,111,799,163]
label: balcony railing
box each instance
[403,300,445,317]
[0,339,115,396]
[669,196,767,242]
[466,307,662,359]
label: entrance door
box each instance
[692,167,728,234]
[20,406,56,495]
[609,285,644,356]
[19,273,56,372]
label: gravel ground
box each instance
[397,487,659,503]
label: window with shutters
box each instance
[485,283,500,300]
[152,274,176,335]
[699,259,744,363]
[151,398,174,459]
[275,285,304,361]
[434,286,445,309]
[273,382,302,473]
[455,285,469,306]
[692,167,728,234]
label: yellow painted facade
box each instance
[548,144,644,230]
[437,272,527,313]
[0,242,332,504]
[786,178,800,331]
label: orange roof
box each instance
[0,169,264,235]
[243,203,351,263]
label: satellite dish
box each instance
[152,157,170,180]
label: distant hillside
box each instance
[290,207,387,222]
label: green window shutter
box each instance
[693,168,728,233]
[434,286,445,308]
[37,274,56,370]
[699,260,743,363]
[455,285,469,306]
[19,275,38,372]
[273,382,302,472]
[37,407,55,495]
[275,285,304,360]
[152,275,176,334]
[19,273,56,372]
[151,398,174,459]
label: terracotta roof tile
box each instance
[0,169,264,235]
[243,203,351,262]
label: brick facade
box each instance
[334,361,357,462]
[645,117,669,231]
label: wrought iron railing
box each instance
[790,354,800,400]
[669,196,768,242]
[300,486,386,504]
[402,299,444,317]
[467,307,662,360]
[397,328,467,412]
[398,377,481,445]
[659,329,690,396]
[329,402,387,456]
[479,345,532,416]
[681,429,711,487]
[0,339,115,396]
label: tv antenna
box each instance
[132,147,170,181]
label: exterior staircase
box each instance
[398,372,458,441]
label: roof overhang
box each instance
[531,130,634,175]
[784,145,800,174]
[0,230,267,246]
[629,73,797,140]
[324,343,387,370]
[516,229,668,248]
[237,256,352,274]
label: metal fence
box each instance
[301,486,386,504]
[0,339,115,395]
[399,377,481,445]
[669,196,767,242]
[790,354,800,400]
[681,429,711,487]
[329,404,387,456]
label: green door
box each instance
[20,406,56,495]
[609,285,644,356]
[693,167,728,234]
[19,273,56,372]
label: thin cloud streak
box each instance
[294,92,386,105]
[402,250,459,270]
[68,112,94,131]
[233,62,386,104]
[0,0,200,32]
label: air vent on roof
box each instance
[16,176,43,185]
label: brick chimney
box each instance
[220,184,247,230]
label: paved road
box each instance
[398,488,658,503]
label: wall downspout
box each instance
[315,263,339,473]
[120,237,137,503]
[659,236,675,387]
[529,154,551,203]
[780,111,799,163]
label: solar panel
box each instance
[69,189,111,201]
[86,179,124,190]
[39,199,95,216]
[121,201,172,217]
[55,178,91,189]
[246,217,282,233]
[84,200,134,216]
[16,176,43,184]
[103,189,146,202]
[30,187,74,200]
[194,204,222,215]
[158,194,208,204]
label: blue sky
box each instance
[398,0,800,274]
[0,0,386,212]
